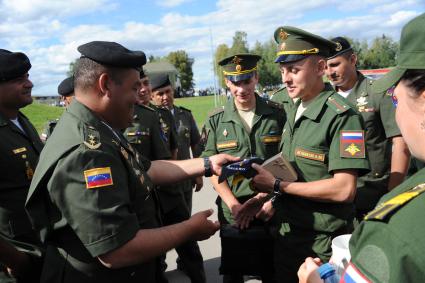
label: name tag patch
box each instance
[262,135,281,144]
[295,147,325,162]
[340,131,365,158]
[217,140,238,150]
[84,167,114,189]
[13,147,27,154]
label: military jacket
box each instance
[201,95,285,222]
[341,73,401,211]
[348,168,425,282]
[173,105,201,160]
[270,86,294,116]
[124,104,170,161]
[0,111,43,248]
[25,100,160,282]
[150,103,178,153]
[276,85,370,233]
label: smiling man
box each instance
[0,49,44,282]
[202,53,285,283]
[250,27,370,282]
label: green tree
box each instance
[362,35,398,69]
[229,31,249,54]
[214,43,230,88]
[166,50,194,93]
[67,59,78,77]
[251,39,281,88]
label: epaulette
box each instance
[140,104,155,112]
[365,183,425,221]
[83,125,101,150]
[265,99,284,110]
[178,106,192,112]
[326,94,350,114]
[208,106,224,117]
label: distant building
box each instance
[33,95,61,106]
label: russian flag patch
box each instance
[341,263,371,283]
[340,130,365,158]
[84,167,113,189]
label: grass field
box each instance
[23,95,228,133]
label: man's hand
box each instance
[186,209,220,241]
[255,200,275,222]
[193,176,203,192]
[209,154,240,176]
[250,164,275,193]
[297,257,323,283]
[234,197,262,229]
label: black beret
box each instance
[0,49,31,82]
[328,37,353,59]
[77,41,146,69]
[57,76,74,96]
[149,73,171,91]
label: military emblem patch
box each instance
[340,131,365,158]
[295,147,325,162]
[356,96,368,107]
[84,167,113,189]
[216,140,238,150]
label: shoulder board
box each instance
[208,106,224,117]
[140,104,155,112]
[265,99,284,110]
[178,106,191,112]
[326,95,350,114]
[83,125,102,150]
[364,183,425,221]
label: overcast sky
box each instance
[0,0,423,96]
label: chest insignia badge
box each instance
[223,129,228,137]
[356,96,368,107]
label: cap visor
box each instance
[274,54,308,64]
[371,67,406,93]
[226,72,254,82]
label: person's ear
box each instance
[317,58,326,77]
[350,53,357,67]
[98,73,110,97]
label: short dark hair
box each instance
[402,69,425,95]
[74,58,127,91]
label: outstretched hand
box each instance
[297,257,323,283]
[250,164,275,193]
[188,209,220,241]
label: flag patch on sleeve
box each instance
[84,167,113,189]
[340,131,365,158]
[341,263,371,283]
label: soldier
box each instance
[148,73,206,283]
[123,69,170,161]
[251,26,370,282]
[0,49,44,282]
[326,37,411,221]
[40,76,74,142]
[298,13,425,283]
[202,53,285,283]
[24,41,238,283]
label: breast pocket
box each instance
[294,145,329,181]
[261,135,281,157]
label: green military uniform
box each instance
[0,112,44,276]
[270,86,294,114]
[328,37,401,217]
[124,104,170,160]
[272,26,370,282]
[348,168,425,282]
[26,100,161,282]
[173,105,201,209]
[202,96,285,222]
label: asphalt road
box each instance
[164,177,261,283]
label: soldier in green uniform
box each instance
[123,70,170,161]
[148,73,206,283]
[202,53,285,283]
[24,41,238,283]
[251,26,370,282]
[40,76,75,142]
[326,37,411,221]
[0,49,44,282]
[297,13,425,283]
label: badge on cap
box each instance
[279,29,288,40]
[84,167,113,189]
[335,42,343,52]
[232,56,243,72]
[340,131,365,158]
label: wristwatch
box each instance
[273,178,283,196]
[203,157,212,177]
